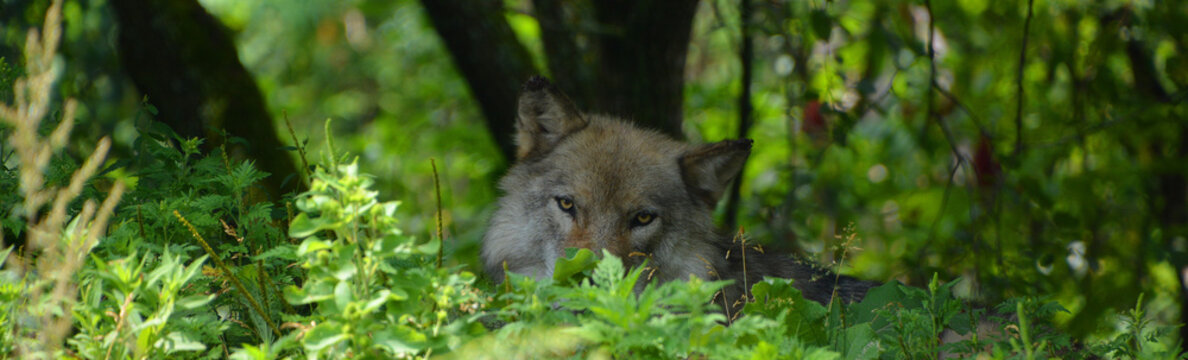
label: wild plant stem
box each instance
[284,110,312,180]
[174,210,282,338]
[432,158,444,268]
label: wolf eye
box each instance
[555,196,576,215]
[631,211,656,227]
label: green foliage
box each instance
[285,158,485,358]
[1,122,1183,357]
[2,0,1187,358]
[97,123,301,352]
[1093,293,1187,359]
[482,248,843,359]
[69,251,214,359]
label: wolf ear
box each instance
[680,139,753,207]
[515,76,588,160]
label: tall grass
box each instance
[0,1,126,357]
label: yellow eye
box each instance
[633,212,655,227]
[556,197,575,212]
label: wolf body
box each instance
[482,76,876,313]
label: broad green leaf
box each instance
[841,323,879,360]
[745,278,828,344]
[158,332,206,353]
[360,289,389,315]
[175,294,214,310]
[373,324,428,354]
[846,281,912,326]
[303,322,347,352]
[333,280,352,311]
[296,238,331,256]
[553,248,597,283]
[414,238,440,255]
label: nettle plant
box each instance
[280,154,486,358]
[470,248,846,359]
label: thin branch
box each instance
[175,210,282,338]
[725,0,754,230]
[922,0,965,172]
[1014,0,1035,156]
[932,79,991,138]
[283,110,311,180]
[1031,90,1187,148]
[920,0,979,274]
[926,160,963,251]
[925,0,936,134]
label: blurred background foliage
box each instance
[2,0,1186,345]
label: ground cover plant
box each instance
[2,0,1187,359]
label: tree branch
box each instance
[1014,0,1034,156]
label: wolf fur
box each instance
[482,76,877,313]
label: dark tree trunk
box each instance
[420,0,701,162]
[588,0,700,140]
[418,0,537,161]
[109,0,302,201]
[1156,127,1188,350]
[532,0,596,109]
[725,0,755,230]
[1104,8,1188,348]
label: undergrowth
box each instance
[0,2,1184,359]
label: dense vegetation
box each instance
[1,0,1186,358]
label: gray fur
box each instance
[483,76,878,314]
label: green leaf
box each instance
[744,278,828,344]
[289,213,324,238]
[414,238,440,255]
[841,323,879,360]
[810,8,832,39]
[359,289,390,315]
[846,281,913,326]
[591,249,626,289]
[296,238,331,256]
[285,282,334,305]
[303,322,347,352]
[175,294,214,310]
[158,332,206,353]
[334,280,353,310]
[373,324,428,354]
[553,248,598,283]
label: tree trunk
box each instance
[420,0,701,162]
[110,0,302,201]
[418,0,537,161]
[588,0,700,140]
[724,0,754,230]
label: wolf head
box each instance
[483,76,751,284]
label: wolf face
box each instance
[482,76,751,285]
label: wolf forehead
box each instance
[505,117,694,206]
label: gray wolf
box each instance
[482,76,877,314]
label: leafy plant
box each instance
[284,153,486,358]
[68,251,213,359]
[0,1,126,357]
